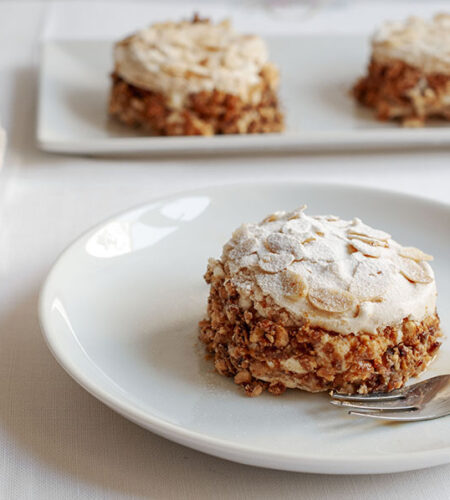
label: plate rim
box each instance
[38,181,450,474]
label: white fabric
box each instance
[1,1,450,498]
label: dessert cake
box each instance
[353,14,450,127]
[199,207,441,396]
[109,16,284,136]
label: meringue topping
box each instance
[372,14,450,74]
[220,207,437,335]
[114,18,271,109]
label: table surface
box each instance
[1,1,450,498]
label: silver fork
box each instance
[329,375,450,421]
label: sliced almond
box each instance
[347,219,390,242]
[399,258,434,284]
[280,270,308,301]
[302,240,336,262]
[282,218,312,235]
[348,230,390,242]
[184,69,209,79]
[238,254,258,270]
[349,234,388,248]
[258,252,294,273]
[313,215,339,222]
[262,212,283,224]
[264,233,305,260]
[231,224,248,240]
[308,287,356,313]
[234,236,258,254]
[349,238,382,258]
[162,64,184,77]
[204,45,221,52]
[287,205,307,220]
[399,246,433,262]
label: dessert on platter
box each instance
[353,14,450,127]
[199,206,441,396]
[109,16,284,136]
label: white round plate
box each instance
[39,183,450,474]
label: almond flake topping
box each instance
[286,205,307,220]
[264,233,305,260]
[399,246,433,262]
[281,218,312,235]
[347,218,391,242]
[258,252,294,273]
[308,287,356,313]
[280,270,308,301]
[399,258,434,284]
[262,212,284,223]
[314,215,340,222]
[349,238,382,258]
[302,240,337,262]
[349,234,388,248]
[229,236,258,258]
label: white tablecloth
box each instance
[1,1,450,498]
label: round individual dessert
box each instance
[353,14,450,127]
[109,16,284,136]
[199,206,441,396]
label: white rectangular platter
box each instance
[37,36,450,155]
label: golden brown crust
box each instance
[108,68,284,136]
[198,262,441,397]
[353,58,450,126]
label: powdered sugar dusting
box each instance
[220,207,437,334]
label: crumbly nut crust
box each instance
[353,58,450,126]
[199,261,441,396]
[109,68,284,136]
